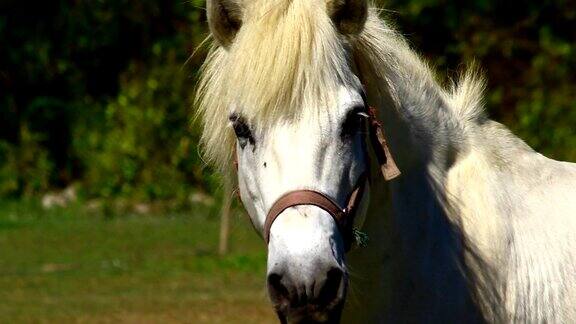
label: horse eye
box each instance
[341,107,367,138]
[229,114,255,149]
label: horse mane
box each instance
[353,10,486,126]
[195,1,486,172]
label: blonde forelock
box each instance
[196,0,354,172]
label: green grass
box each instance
[0,200,275,323]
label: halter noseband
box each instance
[264,174,368,251]
[235,106,400,251]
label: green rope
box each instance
[353,228,369,248]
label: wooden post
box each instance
[219,179,233,256]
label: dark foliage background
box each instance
[1,0,575,205]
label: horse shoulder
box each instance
[446,121,576,321]
[499,154,576,321]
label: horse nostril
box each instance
[317,267,344,306]
[267,266,346,314]
[267,272,290,306]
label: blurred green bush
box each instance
[384,0,576,161]
[0,0,574,204]
[0,0,214,204]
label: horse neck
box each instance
[353,33,486,320]
[357,33,456,225]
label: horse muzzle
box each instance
[265,204,348,324]
[267,259,347,323]
[262,181,362,323]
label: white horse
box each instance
[196,0,576,322]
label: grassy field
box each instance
[0,200,275,323]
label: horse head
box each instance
[199,0,377,321]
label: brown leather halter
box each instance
[263,174,368,251]
[235,105,400,251]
